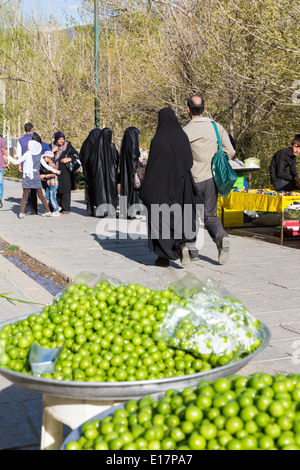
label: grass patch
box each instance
[5,245,20,252]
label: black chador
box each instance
[79,128,102,216]
[79,128,119,217]
[139,107,197,261]
[119,127,142,219]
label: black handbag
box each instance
[66,157,81,173]
[133,164,145,190]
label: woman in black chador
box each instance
[80,128,119,217]
[79,128,102,216]
[139,107,197,267]
[119,126,142,219]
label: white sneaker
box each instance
[18,213,25,219]
[52,211,60,217]
[179,244,190,267]
[42,212,52,217]
[217,237,230,265]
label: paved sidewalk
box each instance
[0,178,300,449]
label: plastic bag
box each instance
[29,342,63,376]
[244,157,260,169]
[156,273,263,361]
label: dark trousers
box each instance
[30,189,38,213]
[274,179,297,191]
[57,192,71,212]
[188,177,228,250]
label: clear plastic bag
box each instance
[156,273,263,361]
[29,342,64,376]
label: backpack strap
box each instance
[211,121,223,152]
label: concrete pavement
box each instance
[0,178,300,449]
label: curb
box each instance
[0,236,74,284]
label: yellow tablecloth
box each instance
[220,190,300,213]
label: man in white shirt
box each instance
[183,96,235,264]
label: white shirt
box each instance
[8,154,59,176]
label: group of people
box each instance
[1,95,299,268]
[78,99,236,267]
[140,97,236,267]
[6,123,79,218]
[0,97,237,267]
[79,126,145,220]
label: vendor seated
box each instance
[270,134,300,191]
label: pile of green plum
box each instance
[65,373,300,450]
[0,280,261,382]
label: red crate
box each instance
[282,220,300,236]
[283,220,300,228]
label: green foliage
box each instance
[5,245,19,252]
[0,0,298,189]
[4,166,21,180]
[0,292,44,305]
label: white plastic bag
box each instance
[156,273,263,362]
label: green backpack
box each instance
[211,121,237,197]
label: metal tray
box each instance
[0,314,271,401]
[61,401,144,450]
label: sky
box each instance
[21,0,85,26]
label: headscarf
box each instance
[54,131,65,143]
[79,128,102,170]
[53,132,67,166]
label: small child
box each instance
[41,151,60,216]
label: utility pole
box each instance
[94,0,100,128]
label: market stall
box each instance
[219,189,300,245]
[0,272,270,449]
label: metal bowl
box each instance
[0,314,271,401]
[61,401,141,449]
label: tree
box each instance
[135,0,299,184]
[0,0,298,187]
